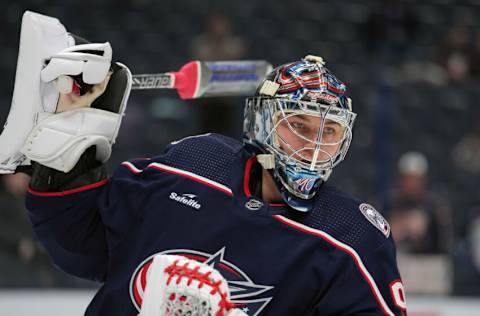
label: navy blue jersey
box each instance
[26,133,407,316]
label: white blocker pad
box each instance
[0,11,72,173]
[21,108,119,173]
[21,62,132,173]
[41,42,112,85]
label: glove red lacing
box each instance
[164,259,238,316]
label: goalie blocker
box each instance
[0,11,131,175]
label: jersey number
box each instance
[389,280,407,311]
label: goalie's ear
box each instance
[91,62,132,114]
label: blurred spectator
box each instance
[0,173,95,287]
[452,204,480,295]
[191,12,246,61]
[469,31,480,79]
[0,173,33,264]
[190,13,247,137]
[452,117,480,174]
[386,152,452,254]
[0,173,46,286]
[434,24,472,82]
[363,0,419,63]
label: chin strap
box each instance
[280,189,316,212]
[256,154,275,169]
[273,162,325,212]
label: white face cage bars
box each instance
[246,97,356,174]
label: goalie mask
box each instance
[244,55,356,212]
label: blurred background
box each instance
[0,0,479,314]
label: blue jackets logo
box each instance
[359,203,391,238]
[169,192,201,210]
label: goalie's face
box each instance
[271,108,350,172]
[275,113,344,167]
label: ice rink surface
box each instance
[1,290,480,316]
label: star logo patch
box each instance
[359,203,391,238]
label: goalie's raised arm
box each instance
[1,11,133,282]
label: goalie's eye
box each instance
[284,115,312,132]
[324,126,336,134]
[276,115,315,141]
[321,122,345,143]
[290,121,307,132]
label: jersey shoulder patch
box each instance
[358,203,390,238]
[289,185,392,254]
